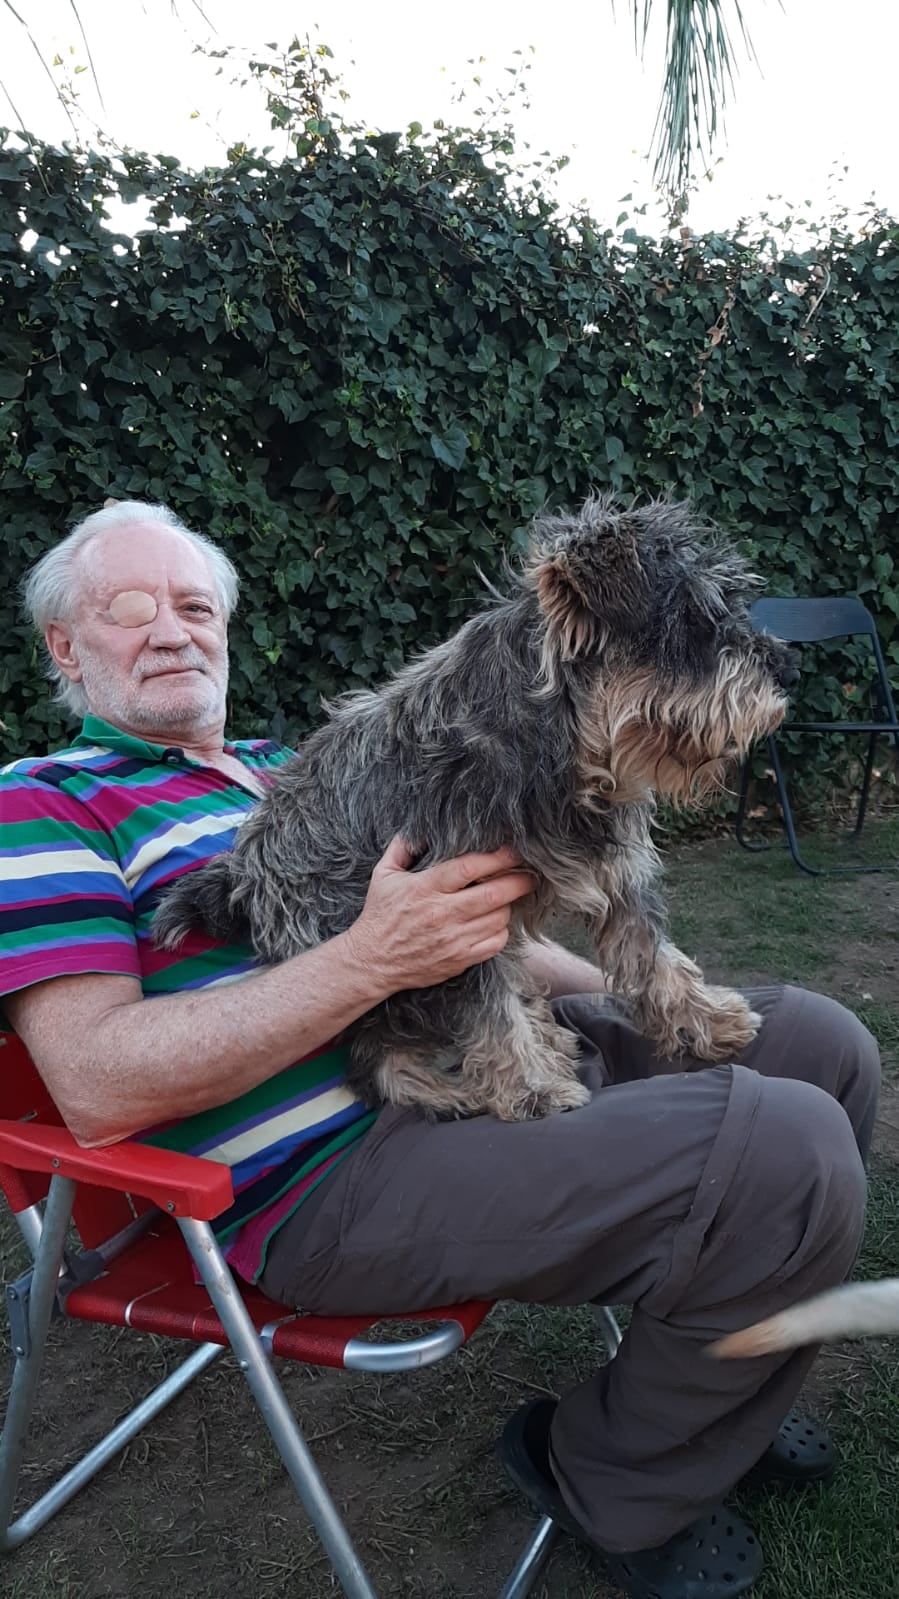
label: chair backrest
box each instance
[751,595,878,644]
[0,1032,150,1245]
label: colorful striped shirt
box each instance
[0,715,378,1281]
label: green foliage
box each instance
[0,45,897,822]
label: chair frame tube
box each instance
[1,1183,616,1596]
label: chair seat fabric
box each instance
[63,1216,491,1365]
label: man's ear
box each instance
[44,622,83,685]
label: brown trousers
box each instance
[260,986,879,1552]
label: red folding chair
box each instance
[0,1032,622,1595]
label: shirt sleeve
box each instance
[0,768,142,999]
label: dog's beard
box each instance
[575,656,788,808]
[660,678,787,806]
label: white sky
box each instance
[0,0,897,235]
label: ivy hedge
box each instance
[1,56,897,817]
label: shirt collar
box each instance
[74,714,243,763]
[74,714,173,761]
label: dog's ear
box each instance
[527,499,650,662]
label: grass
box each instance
[1,817,898,1598]
[727,1157,899,1599]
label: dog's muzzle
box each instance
[774,649,801,692]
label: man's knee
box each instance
[757,986,881,1166]
[730,1075,866,1276]
[802,1083,868,1249]
[787,987,881,1094]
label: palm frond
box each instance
[2,0,755,199]
[634,0,759,193]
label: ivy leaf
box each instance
[430,425,470,470]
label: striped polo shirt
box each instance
[0,715,378,1281]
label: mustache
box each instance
[136,652,209,679]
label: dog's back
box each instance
[153,578,583,963]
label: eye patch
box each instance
[108,590,159,627]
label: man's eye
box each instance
[186,604,213,616]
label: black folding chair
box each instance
[735,596,899,876]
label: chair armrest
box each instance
[0,1120,234,1220]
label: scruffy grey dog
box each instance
[154,495,797,1122]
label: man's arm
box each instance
[522,937,613,999]
[7,838,534,1148]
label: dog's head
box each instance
[525,494,798,805]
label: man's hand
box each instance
[345,837,536,993]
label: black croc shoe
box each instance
[498,1398,763,1599]
[745,1408,836,1487]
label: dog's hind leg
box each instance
[458,985,589,1120]
[367,1044,494,1119]
[350,962,589,1121]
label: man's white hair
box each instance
[23,500,240,717]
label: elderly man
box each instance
[0,501,878,1599]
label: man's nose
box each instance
[148,604,191,646]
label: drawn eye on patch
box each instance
[108,590,159,627]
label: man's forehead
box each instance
[80,526,216,599]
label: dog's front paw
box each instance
[530,1077,592,1118]
[667,987,760,1062]
[501,1077,591,1121]
[701,987,761,1059]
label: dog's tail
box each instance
[709,1279,899,1359]
[153,853,250,950]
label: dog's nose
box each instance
[776,652,801,691]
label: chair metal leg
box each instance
[852,731,879,838]
[734,756,774,853]
[765,736,821,876]
[0,1175,76,1547]
[497,1515,559,1599]
[12,1203,44,1262]
[870,631,899,761]
[770,733,896,875]
[495,1306,624,1597]
[1,1342,222,1550]
[0,1176,224,1552]
[179,1216,379,1599]
[595,1305,623,1361]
